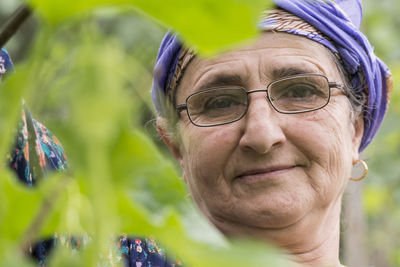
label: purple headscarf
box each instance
[151,0,392,152]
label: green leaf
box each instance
[28,0,271,54]
[0,170,70,249]
[111,130,187,213]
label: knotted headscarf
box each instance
[151,0,393,152]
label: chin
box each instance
[244,206,308,229]
[212,193,313,231]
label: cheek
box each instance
[288,105,354,201]
[178,124,240,204]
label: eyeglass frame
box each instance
[176,73,345,127]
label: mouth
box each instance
[235,165,298,182]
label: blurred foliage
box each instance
[29,0,269,55]
[0,0,297,266]
[362,0,400,266]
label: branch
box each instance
[0,4,32,48]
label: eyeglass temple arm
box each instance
[176,104,187,114]
[328,82,347,96]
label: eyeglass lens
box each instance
[269,75,329,112]
[186,75,330,126]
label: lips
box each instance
[235,165,297,180]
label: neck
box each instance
[212,199,343,267]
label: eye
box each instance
[186,87,248,120]
[275,84,326,100]
[204,95,241,110]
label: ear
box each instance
[351,114,364,162]
[156,117,184,167]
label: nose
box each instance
[238,93,286,154]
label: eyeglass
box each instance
[176,74,344,127]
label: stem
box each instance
[0,4,32,48]
[19,175,71,253]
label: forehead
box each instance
[177,32,339,98]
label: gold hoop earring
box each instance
[349,159,368,181]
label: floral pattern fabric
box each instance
[112,236,181,267]
[8,108,180,266]
[0,48,14,80]
[9,107,68,186]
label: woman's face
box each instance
[168,33,363,233]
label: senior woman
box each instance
[151,0,392,266]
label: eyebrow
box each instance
[272,67,318,79]
[197,73,244,90]
[196,66,320,91]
